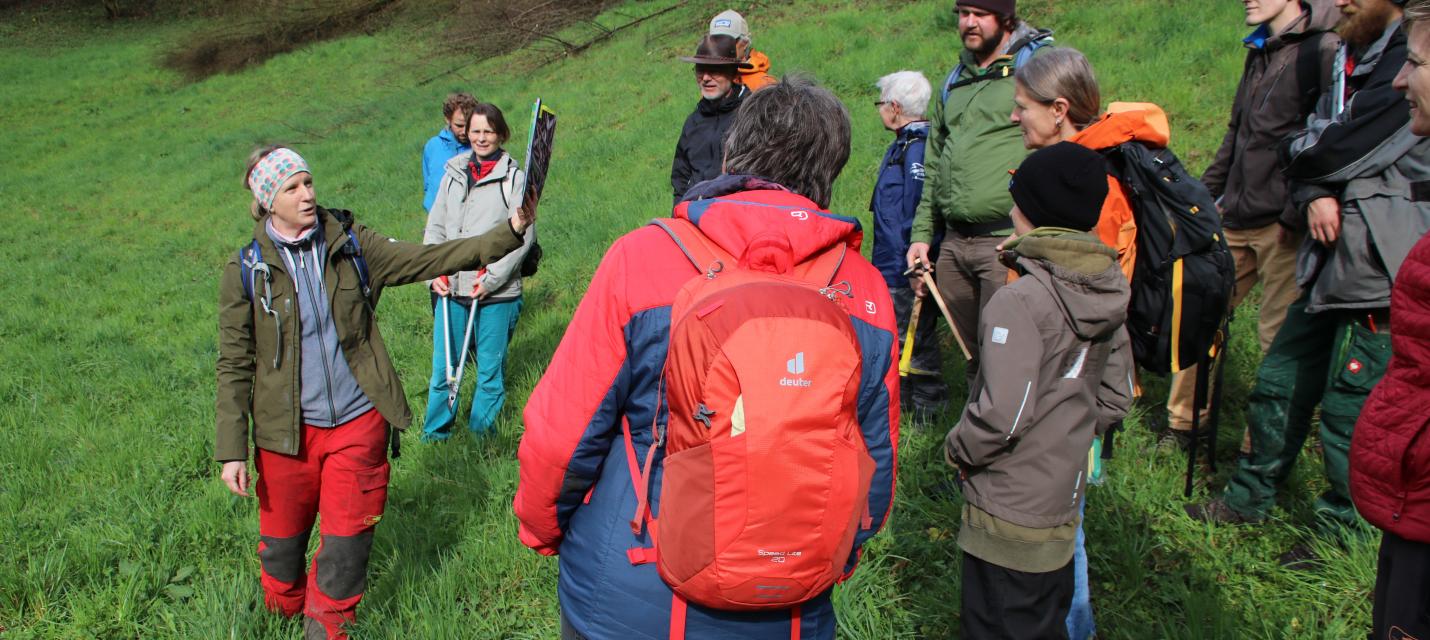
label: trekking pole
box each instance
[1184,350,1212,498]
[450,297,479,400]
[442,292,458,410]
[1206,322,1231,474]
[899,296,923,376]
[909,259,972,361]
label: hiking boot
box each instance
[1159,428,1211,453]
[905,403,944,428]
[1184,498,1262,525]
[1277,544,1320,571]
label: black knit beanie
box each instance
[1008,142,1109,232]
[956,0,1015,17]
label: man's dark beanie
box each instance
[957,0,1015,16]
[1008,142,1109,232]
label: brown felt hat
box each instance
[680,34,754,69]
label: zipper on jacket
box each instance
[292,245,341,425]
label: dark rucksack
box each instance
[1102,142,1235,375]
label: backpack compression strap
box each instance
[667,592,802,640]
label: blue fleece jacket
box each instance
[423,128,470,212]
[870,121,930,287]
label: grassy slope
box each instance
[0,1,1373,637]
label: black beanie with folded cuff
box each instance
[1008,141,1109,233]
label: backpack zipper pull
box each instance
[819,280,853,301]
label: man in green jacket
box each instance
[906,0,1052,388]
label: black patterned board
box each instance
[521,99,557,216]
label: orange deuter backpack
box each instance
[624,218,876,634]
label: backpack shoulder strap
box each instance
[238,239,264,303]
[939,63,967,105]
[329,208,372,298]
[649,218,732,277]
[345,227,372,298]
[1295,31,1330,118]
[940,35,1049,104]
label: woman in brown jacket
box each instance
[215,145,530,638]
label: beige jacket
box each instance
[424,151,535,301]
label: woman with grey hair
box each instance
[871,70,947,421]
[517,76,901,640]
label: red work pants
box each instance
[255,409,389,639]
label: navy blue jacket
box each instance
[870,121,930,287]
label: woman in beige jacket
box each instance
[422,101,535,442]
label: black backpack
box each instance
[1102,142,1235,375]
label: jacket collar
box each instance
[442,150,514,190]
[1003,228,1128,341]
[697,84,749,116]
[1351,18,1403,78]
[897,120,930,141]
[250,207,351,274]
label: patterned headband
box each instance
[247,148,310,211]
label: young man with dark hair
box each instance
[421,92,477,212]
[948,141,1133,640]
[906,0,1052,389]
[1162,0,1340,452]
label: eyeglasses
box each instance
[873,100,890,107]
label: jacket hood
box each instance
[742,49,771,74]
[697,84,749,116]
[1256,0,1339,49]
[1070,102,1170,151]
[1303,0,1341,35]
[1004,229,1128,341]
[673,176,863,271]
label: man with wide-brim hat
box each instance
[671,34,752,202]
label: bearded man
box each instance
[1189,0,1430,568]
[906,0,1052,388]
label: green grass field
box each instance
[0,1,1379,637]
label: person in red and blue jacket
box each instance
[514,76,900,640]
[871,69,946,420]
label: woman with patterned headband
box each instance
[214,145,531,639]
